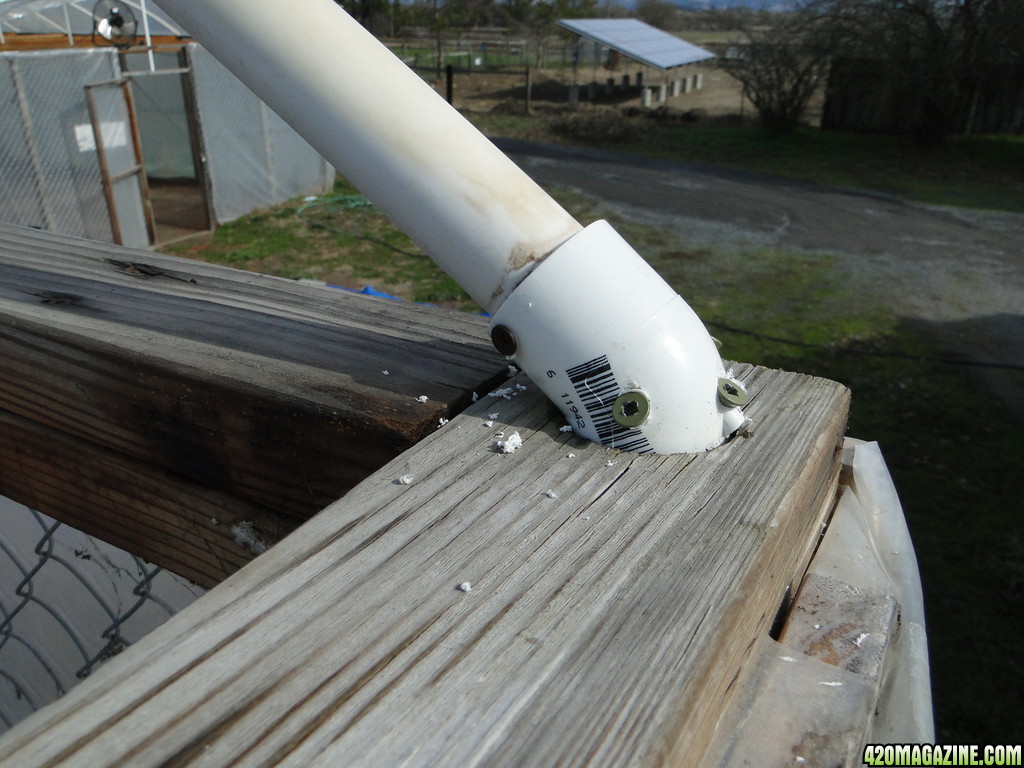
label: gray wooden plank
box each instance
[0,362,849,767]
[0,223,507,576]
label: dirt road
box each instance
[493,137,1024,415]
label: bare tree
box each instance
[635,0,680,32]
[503,0,597,67]
[721,10,833,133]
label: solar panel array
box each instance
[557,18,715,71]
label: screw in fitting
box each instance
[717,377,750,408]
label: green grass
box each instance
[167,178,478,311]
[467,113,1024,212]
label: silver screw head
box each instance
[612,390,651,428]
[717,377,750,408]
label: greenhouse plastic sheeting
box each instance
[122,50,196,180]
[188,44,334,225]
[0,49,119,242]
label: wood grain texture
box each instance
[0,223,506,577]
[0,362,850,768]
[0,408,288,588]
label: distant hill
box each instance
[610,0,801,10]
[668,0,801,9]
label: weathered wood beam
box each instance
[0,407,288,588]
[0,224,507,580]
[0,34,185,51]
[0,362,850,767]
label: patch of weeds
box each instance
[549,109,641,145]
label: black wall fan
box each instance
[92,0,138,49]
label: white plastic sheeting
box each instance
[0,48,118,241]
[0,43,334,244]
[121,50,195,180]
[187,44,334,225]
[818,440,934,742]
[0,0,185,37]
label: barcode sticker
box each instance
[565,355,652,454]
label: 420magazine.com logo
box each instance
[864,744,1022,766]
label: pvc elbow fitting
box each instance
[488,220,746,454]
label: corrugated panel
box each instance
[557,18,714,71]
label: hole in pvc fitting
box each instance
[490,325,517,357]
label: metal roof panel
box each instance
[557,18,714,70]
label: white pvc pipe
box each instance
[155,0,581,312]
[156,0,748,454]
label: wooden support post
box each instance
[525,65,532,115]
[0,224,507,585]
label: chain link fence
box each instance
[0,48,119,243]
[0,495,204,735]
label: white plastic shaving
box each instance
[488,412,499,419]
[381,369,389,375]
[415,395,428,403]
[544,490,559,499]
[396,475,414,485]
[457,582,472,593]
[559,425,573,433]
[496,431,522,454]
[489,387,514,400]
[230,521,268,555]
[507,365,519,377]
[484,420,494,428]
[818,681,844,687]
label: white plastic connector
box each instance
[489,221,745,454]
